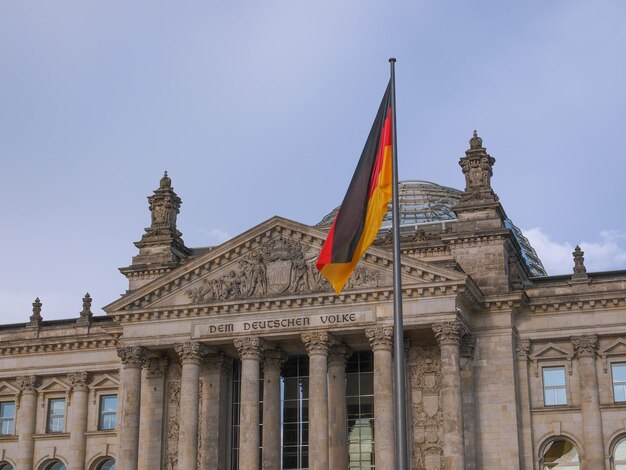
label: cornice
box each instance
[481,292,529,312]
[525,292,626,314]
[0,335,119,357]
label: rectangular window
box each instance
[346,351,375,470]
[543,366,567,406]
[612,363,626,402]
[0,401,15,435]
[47,398,65,433]
[98,395,117,430]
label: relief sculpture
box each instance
[165,379,181,470]
[186,237,382,303]
[408,345,444,470]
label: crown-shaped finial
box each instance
[29,297,43,326]
[159,170,172,189]
[469,130,483,150]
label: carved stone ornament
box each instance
[77,292,93,324]
[457,131,499,205]
[572,245,588,280]
[29,297,43,326]
[185,237,383,304]
[328,344,352,367]
[571,335,598,357]
[117,346,146,368]
[263,349,288,371]
[67,371,89,391]
[165,379,181,470]
[373,228,451,246]
[516,338,531,359]
[146,171,182,239]
[432,320,468,346]
[302,331,332,356]
[365,326,394,352]
[16,375,39,392]
[144,355,169,378]
[175,342,209,364]
[234,337,266,361]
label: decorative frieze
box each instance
[234,336,266,361]
[117,346,146,368]
[432,321,468,346]
[571,335,598,357]
[175,342,209,364]
[302,331,332,356]
[365,326,394,352]
[67,371,89,391]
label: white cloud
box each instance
[523,228,626,276]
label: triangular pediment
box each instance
[105,216,467,313]
[37,377,70,393]
[0,381,18,396]
[599,338,626,357]
[89,374,119,390]
[529,342,574,362]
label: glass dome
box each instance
[317,180,547,276]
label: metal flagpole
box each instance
[389,57,409,470]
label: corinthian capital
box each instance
[571,335,598,357]
[432,320,468,346]
[144,355,169,378]
[365,326,394,352]
[175,342,209,364]
[67,371,89,391]
[302,331,332,356]
[117,346,146,368]
[16,375,39,392]
[234,337,266,361]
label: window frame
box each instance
[612,362,626,403]
[46,397,66,434]
[97,394,117,431]
[0,401,15,436]
[542,366,568,407]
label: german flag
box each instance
[317,81,393,294]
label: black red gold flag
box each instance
[316,81,393,293]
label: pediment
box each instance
[105,216,467,313]
[599,338,626,357]
[529,342,574,362]
[37,378,70,393]
[0,381,18,396]
[89,374,119,390]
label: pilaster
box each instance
[67,371,89,470]
[16,375,39,470]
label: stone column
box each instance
[201,353,233,470]
[433,320,467,470]
[234,337,266,470]
[571,335,605,469]
[175,342,209,470]
[365,327,395,469]
[16,375,39,470]
[262,349,287,470]
[460,336,476,470]
[328,343,351,470]
[138,355,168,470]
[302,332,332,470]
[117,346,146,470]
[67,371,90,470]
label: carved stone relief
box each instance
[408,345,443,470]
[186,237,383,304]
[165,363,181,470]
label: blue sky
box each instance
[1,1,625,321]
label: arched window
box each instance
[95,459,115,470]
[44,461,66,470]
[614,437,626,469]
[0,463,14,470]
[542,439,580,469]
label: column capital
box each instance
[516,337,531,359]
[432,320,468,346]
[117,346,146,368]
[206,352,234,374]
[571,335,598,357]
[328,344,352,368]
[302,331,333,356]
[176,342,209,364]
[263,349,288,372]
[67,371,89,391]
[16,375,39,392]
[144,355,169,378]
[365,326,394,352]
[234,336,266,361]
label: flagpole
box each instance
[389,58,409,470]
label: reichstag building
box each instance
[1,133,625,470]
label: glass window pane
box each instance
[555,388,567,405]
[615,439,626,461]
[543,367,566,386]
[613,364,626,381]
[615,386,626,402]
[543,439,579,464]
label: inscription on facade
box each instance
[193,310,374,339]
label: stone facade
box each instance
[0,135,625,469]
